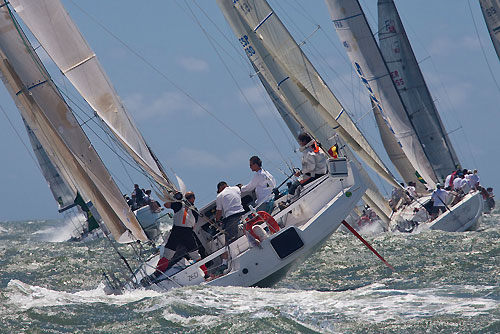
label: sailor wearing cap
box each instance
[431,183,449,219]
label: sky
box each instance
[0,0,499,221]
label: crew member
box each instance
[215,181,245,245]
[150,191,205,280]
[289,133,327,196]
[240,156,276,211]
[431,183,449,219]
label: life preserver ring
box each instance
[245,211,280,241]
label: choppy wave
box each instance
[1,212,499,333]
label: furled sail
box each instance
[0,6,147,242]
[325,0,438,188]
[23,119,77,210]
[480,0,500,61]
[217,0,400,190]
[10,0,176,195]
[378,0,460,181]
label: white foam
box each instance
[141,282,498,327]
[6,280,161,309]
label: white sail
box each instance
[23,119,77,210]
[217,0,400,190]
[480,0,500,61]
[10,0,175,194]
[325,0,438,188]
[0,6,147,242]
[378,0,460,181]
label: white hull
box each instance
[392,191,483,233]
[123,161,366,292]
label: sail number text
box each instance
[239,35,256,57]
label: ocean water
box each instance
[1,211,499,334]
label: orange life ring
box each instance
[245,211,280,241]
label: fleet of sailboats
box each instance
[0,0,495,292]
[325,0,484,232]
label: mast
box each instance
[10,0,177,198]
[325,0,438,188]
[0,4,148,242]
[480,0,500,61]
[378,0,460,180]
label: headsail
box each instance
[23,119,77,211]
[0,5,147,242]
[217,0,400,190]
[480,0,500,61]
[378,0,460,180]
[10,0,176,195]
[325,0,438,188]
[372,102,424,192]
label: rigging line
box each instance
[251,76,297,154]
[68,1,266,162]
[185,1,290,170]
[188,0,254,72]
[0,104,42,173]
[468,0,500,94]
[189,1,294,164]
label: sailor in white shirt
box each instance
[453,173,464,191]
[216,181,245,245]
[240,156,276,209]
[468,169,480,189]
[289,133,327,196]
[431,184,449,219]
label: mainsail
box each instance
[480,0,500,61]
[325,0,438,188]
[0,6,147,242]
[217,0,393,221]
[216,0,399,190]
[378,0,460,180]
[10,0,176,195]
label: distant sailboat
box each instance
[325,0,483,232]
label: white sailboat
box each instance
[1,0,377,293]
[325,0,483,232]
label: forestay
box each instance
[217,0,400,190]
[325,0,438,188]
[0,6,147,242]
[10,0,176,194]
[378,0,460,181]
[480,0,500,61]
